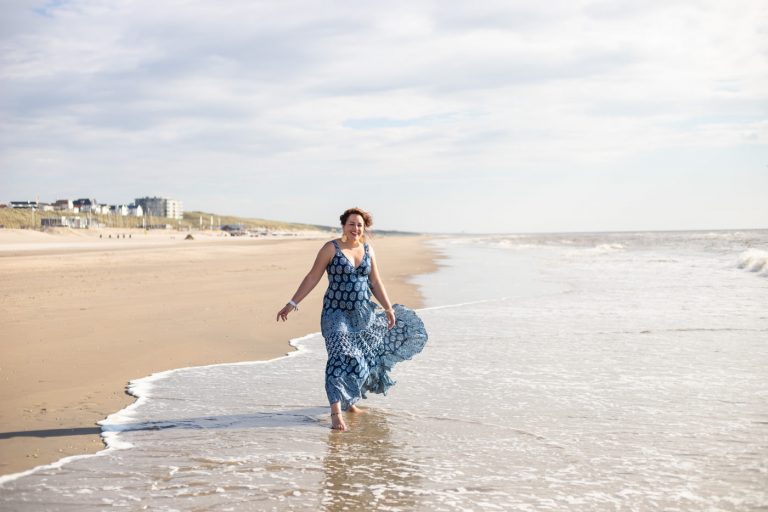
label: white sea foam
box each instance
[738,248,768,275]
[0,450,105,487]
[0,333,320,487]
[591,242,625,252]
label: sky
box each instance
[1,0,767,233]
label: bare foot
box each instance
[331,412,347,431]
[348,404,366,414]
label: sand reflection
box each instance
[320,409,423,511]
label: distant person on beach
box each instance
[277,207,428,431]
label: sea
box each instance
[1,230,766,511]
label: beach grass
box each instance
[0,208,336,232]
[0,208,421,235]
[183,210,335,232]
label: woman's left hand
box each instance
[385,308,396,330]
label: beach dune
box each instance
[0,230,436,476]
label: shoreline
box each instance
[0,231,437,477]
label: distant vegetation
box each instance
[0,208,420,235]
[0,208,336,232]
[184,211,335,232]
[184,211,421,236]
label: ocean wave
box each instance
[441,236,630,253]
[737,249,768,275]
[441,237,547,250]
[562,243,626,258]
[591,243,625,253]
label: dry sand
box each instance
[0,229,437,476]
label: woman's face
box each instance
[343,214,365,243]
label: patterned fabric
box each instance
[321,240,428,410]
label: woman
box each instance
[276,208,428,431]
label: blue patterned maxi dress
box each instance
[321,240,428,410]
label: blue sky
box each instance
[1,0,766,233]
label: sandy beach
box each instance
[0,229,437,477]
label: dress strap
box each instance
[331,239,340,251]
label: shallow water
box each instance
[1,230,767,511]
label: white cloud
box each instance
[1,0,766,232]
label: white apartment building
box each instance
[165,198,183,220]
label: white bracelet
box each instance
[288,300,299,311]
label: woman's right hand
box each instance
[276,303,295,322]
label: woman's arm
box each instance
[276,241,335,322]
[368,245,396,329]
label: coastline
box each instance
[0,230,437,477]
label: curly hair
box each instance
[339,207,373,228]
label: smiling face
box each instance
[343,214,365,244]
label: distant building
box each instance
[165,198,183,220]
[53,199,73,211]
[134,196,183,220]
[16,201,54,211]
[135,197,164,217]
[73,198,98,213]
[41,217,69,227]
[128,203,144,217]
[71,216,96,228]
[10,201,37,209]
[40,216,93,228]
[110,204,130,216]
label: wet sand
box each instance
[0,229,436,476]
